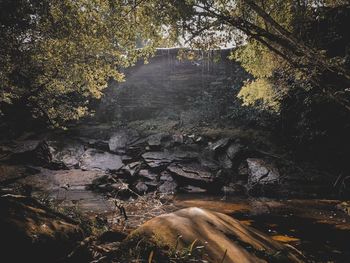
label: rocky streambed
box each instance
[0,123,350,262]
[0,123,335,199]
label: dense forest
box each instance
[1,1,350,263]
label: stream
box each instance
[17,169,350,262]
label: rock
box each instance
[79,149,123,171]
[120,162,141,177]
[0,165,39,185]
[109,130,129,153]
[141,151,174,168]
[121,155,134,162]
[18,169,105,192]
[247,158,280,186]
[33,141,54,165]
[11,140,42,154]
[128,207,304,263]
[158,181,177,193]
[181,185,207,193]
[159,171,174,182]
[48,140,85,168]
[0,194,84,263]
[135,181,148,193]
[16,170,115,213]
[226,142,243,160]
[199,156,220,171]
[125,137,149,156]
[144,180,158,186]
[218,153,233,169]
[146,133,170,147]
[108,129,139,153]
[86,139,109,151]
[144,180,158,191]
[4,140,52,166]
[171,149,199,160]
[172,134,184,144]
[208,138,230,152]
[167,163,215,184]
[142,150,197,168]
[138,169,158,181]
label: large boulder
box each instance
[18,169,105,192]
[48,140,85,168]
[1,140,52,166]
[146,133,170,147]
[226,142,243,160]
[141,151,174,168]
[134,181,149,194]
[218,153,233,169]
[167,162,215,186]
[79,149,123,171]
[0,164,38,184]
[158,181,177,193]
[16,169,116,213]
[108,129,139,154]
[128,207,304,263]
[158,171,178,193]
[138,169,158,181]
[247,158,280,186]
[142,150,197,169]
[8,140,42,154]
[0,194,84,263]
[119,161,142,178]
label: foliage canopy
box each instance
[0,0,164,125]
[1,0,350,127]
[151,0,350,112]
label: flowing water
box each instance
[174,194,350,263]
[13,168,350,262]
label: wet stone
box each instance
[135,181,148,193]
[218,153,233,169]
[247,158,280,186]
[226,142,243,160]
[172,134,184,144]
[141,151,174,168]
[142,150,198,168]
[0,165,38,184]
[167,162,215,184]
[160,171,174,182]
[158,181,177,193]
[146,133,169,147]
[138,169,158,181]
[108,129,139,154]
[121,162,141,177]
[199,156,220,171]
[10,140,42,154]
[86,139,109,151]
[48,140,85,168]
[79,149,123,171]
